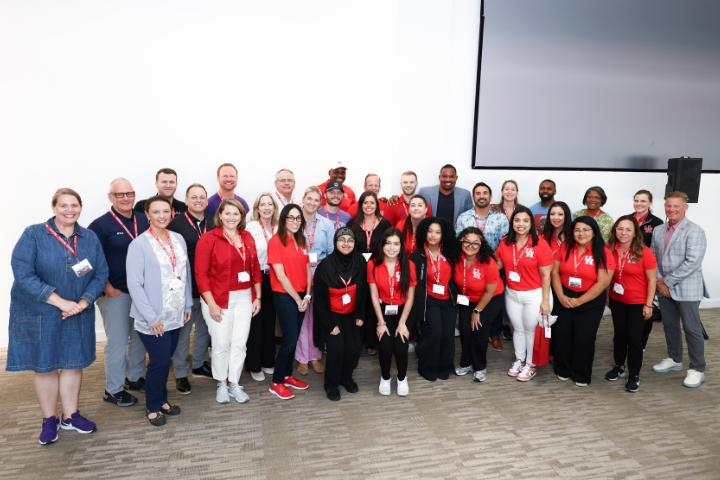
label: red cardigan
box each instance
[195,228,262,308]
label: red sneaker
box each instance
[269,382,294,400]
[283,376,309,390]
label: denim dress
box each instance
[6,218,109,373]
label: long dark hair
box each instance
[370,227,412,298]
[609,215,645,261]
[416,217,461,264]
[541,201,572,243]
[277,204,306,249]
[350,191,382,237]
[504,205,540,247]
[401,194,427,245]
[457,227,494,265]
[564,216,608,273]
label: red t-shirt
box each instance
[318,179,357,212]
[554,243,616,293]
[395,219,419,256]
[453,254,504,303]
[425,250,453,299]
[495,238,553,291]
[609,245,657,304]
[367,259,417,305]
[384,197,433,227]
[541,234,565,256]
[345,198,388,219]
[268,235,309,293]
[328,284,357,314]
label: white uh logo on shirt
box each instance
[526,249,534,258]
[473,268,481,279]
[584,256,594,265]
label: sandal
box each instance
[147,411,166,427]
[161,403,181,416]
[367,348,377,356]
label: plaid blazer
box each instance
[650,217,709,302]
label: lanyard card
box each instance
[385,304,398,315]
[568,277,582,288]
[362,253,372,261]
[432,284,445,295]
[545,327,552,338]
[613,283,624,294]
[508,271,521,283]
[309,252,318,263]
[342,293,352,305]
[72,259,93,277]
[239,271,250,282]
[456,294,470,306]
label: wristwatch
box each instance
[473,308,481,314]
[305,295,312,301]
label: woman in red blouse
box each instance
[552,216,615,387]
[368,227,416,396]
[396,194,428,257]
[605,215,657,392]
[195,199,262,405]
[454,227,505,383]
[312,228,368,401]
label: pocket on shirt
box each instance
[81,310,96,339]
[12,314,42,343]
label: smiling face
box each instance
[513,212,532,237]
[634,193,651,215]
[256,195,275,220]
[286,207,303,234]
[615,219,636,245]
[336,234,355,255]
[365,175,381,195]
[461,233,481,257]
[549,205,565,229]
[326,188,343,207]
[147,200,172,231]
[218,166,238,192]
[426,223,442,247]
[383,235,402,260]
[585,190,602,211]
[502,182,518,203]
[362,195,377,217]
[53,194,82,228]
[220,205,242,231]
[664,197,688,224]
[156,172,177,198]
[439,168,457,191]
[303,191,321,214]
[573,221,594,247]
[400,174,418,197]
[185,186,208,216]
[409,198,427,220]
[275,170,295,197]
[538,181,556,202]
[108,179,136,215]
[473,186,492,209]
[329,167,347,183]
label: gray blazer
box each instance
[650,217,709,302]
[418,185,474,225]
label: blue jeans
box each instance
[272,292,306,384]
[137,328,181,412]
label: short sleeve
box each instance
[495,242,506,262]
[643,247,658,270]
[367,260,377,284]
[408,260,417,287]
[553,244,565,262]
[535,239,554,267]
[267,237,283,265]
[604,247,616,270]
[485,260,500,284]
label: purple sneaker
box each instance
[60,410,96,434]
[39,416,59,445]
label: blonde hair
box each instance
[52,188,82,207]
[665,191,688,203]
[303,186,323,200]
[252,193,279,226]
[214,199,247,229]
[501,180,519,204]
[216,163,238,177]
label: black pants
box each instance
[245,272,277,372]
[325,312,363,387]
[489,271,507,337]
[376,303,409,381]
[553,287,605,384]
[272,291,306,384]
[416,296,456,381]
[364,297,379,349]
[610,298,646,377]
[642,313,654,349]
[458,295,503,371]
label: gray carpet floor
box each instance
[1,309,718,479]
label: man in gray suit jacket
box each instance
[418,164,473,225]
[650,191,709,388]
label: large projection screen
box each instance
[473,0,720,172]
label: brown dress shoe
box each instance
[490,335,503,352]
[297,363,309,376]
[310,360,325,374]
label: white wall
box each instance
[1,0,716,346]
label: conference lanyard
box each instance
[585,209,602,219]
[223,230,247,267]
[425,245,444,285]
[260,223,273,243]
[461,256,475,296]
[148,228,177,273]
[324,209,340,231]
[572,245,591,278]
[474,214,489,232]
[185,212,206,237]
[45,224,77,257]
[275,192,291,208]
[387,261,399,305]
[503,204,515,220]
[635,211,648,225]
[304,218,318,249]
[616,249,630,281]
[339,276,352,296]
[407,225,416,252]
[110,210,138,239]
[512,242,529,271]
[363,218,377,251]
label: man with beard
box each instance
[318,161,356,212]
[318,181,352,231]
[134,168,187,219]
[528,179,557,233]
[419,164,473,224]
[383,171,433,226]
[205,163,250,218]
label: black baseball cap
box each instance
[325,181,345,193]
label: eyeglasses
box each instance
[337,238,355,244]
[287,216,302,223]
[615,227,635,233]
[574,228,592,234]
[111,192,136,198]
[461,240,481,249]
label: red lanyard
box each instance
[304,218,318,249]
[512,242,529,271]
[324,209,340,231]
[425,245,444,284]
[185,212,206,237]
[616,248,630,281]
[504,204,515,220]
[387,261,399,305]
[474,214,489,232]
[110,210,138,239]
[171,208,175,219]
[339,276,352,296]
[223,230,247,268]
[401,200,409,218]
[635,211,648,225]
[585,209,602,219]
[407,225,416,252]
[275,192,290,208]
[363,218,377,251]
[461,255,475,296]
[148,228,177,272]
[45,224,78,257]
[572,245,590,278]
[260,223,273,243]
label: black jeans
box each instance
[137,328,181,413]
[325,312,363,387]
[376,303,409,381]
[609,298,646,377]
[642,313,654,349]
[553,287,605,384]
[458,295,503,371]
[272,291,306,384]
[489,270,507,337]
[416,296,456,381]
[245,272,277,373]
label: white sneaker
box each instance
[216,382,230,404]
[251,371,265,381]
[455,365,473,376]
[379,376,391,396]
[575,381,588,387]
[408,342,416,353]
[261,367,275,375]
[557,374,570,381]
[229,384,250,403]
[397,377,409,396]
[683,369,705,388]
[508,359,524,377]
[473,369,487,383]
[517,364,536,382]
[653,357,683,373]
[454,328,460,337]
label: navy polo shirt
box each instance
[88,207,149,293]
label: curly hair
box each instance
[457,227,495,265]
[415,217,461,264]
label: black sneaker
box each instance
[103,389,138,407]
[325,386,341,402]
[625,375,640,393]
[605,365,626,382]
[339,379,359,394]
[175,377,192,395]
[192,362,213,379]
[501,324,513,341]
[124,377,146,393]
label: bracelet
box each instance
[645,304,653,308]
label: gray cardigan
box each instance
[126,231,193,328]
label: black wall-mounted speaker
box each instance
[665,157,702,203]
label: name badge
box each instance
[342,293,351,305]
[169,277,182,290]
[72,259,93,277]
[432,284,445,295]
[238,271,250,282]
[568,276,582,288]
[613,283,624,295]
[456,294,470,306]
[362,253,372,261]
[545,327,552,338]
[508,271,521,282]
[385,305,398,315]
[309,252,318,263]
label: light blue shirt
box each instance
[455,209,509,251]
[303,214,335,262]
[317,206,352,231]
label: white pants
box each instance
[202,289,253,384]
[505,287,552,365]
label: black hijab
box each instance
[315,227,367,289]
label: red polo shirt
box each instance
[453,254,504,302]
[541,234,565,256]
[609,245,657,304]
[395,219,419,256]
[554,243,616,293]
[384,196,433,227]
[329,284,357,314]
[268,235,310,293]
[318,179,356,212]
[367,259,417,305]
[495,238,553,291]
[425,249,452,299]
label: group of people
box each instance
[7,162,709,445]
